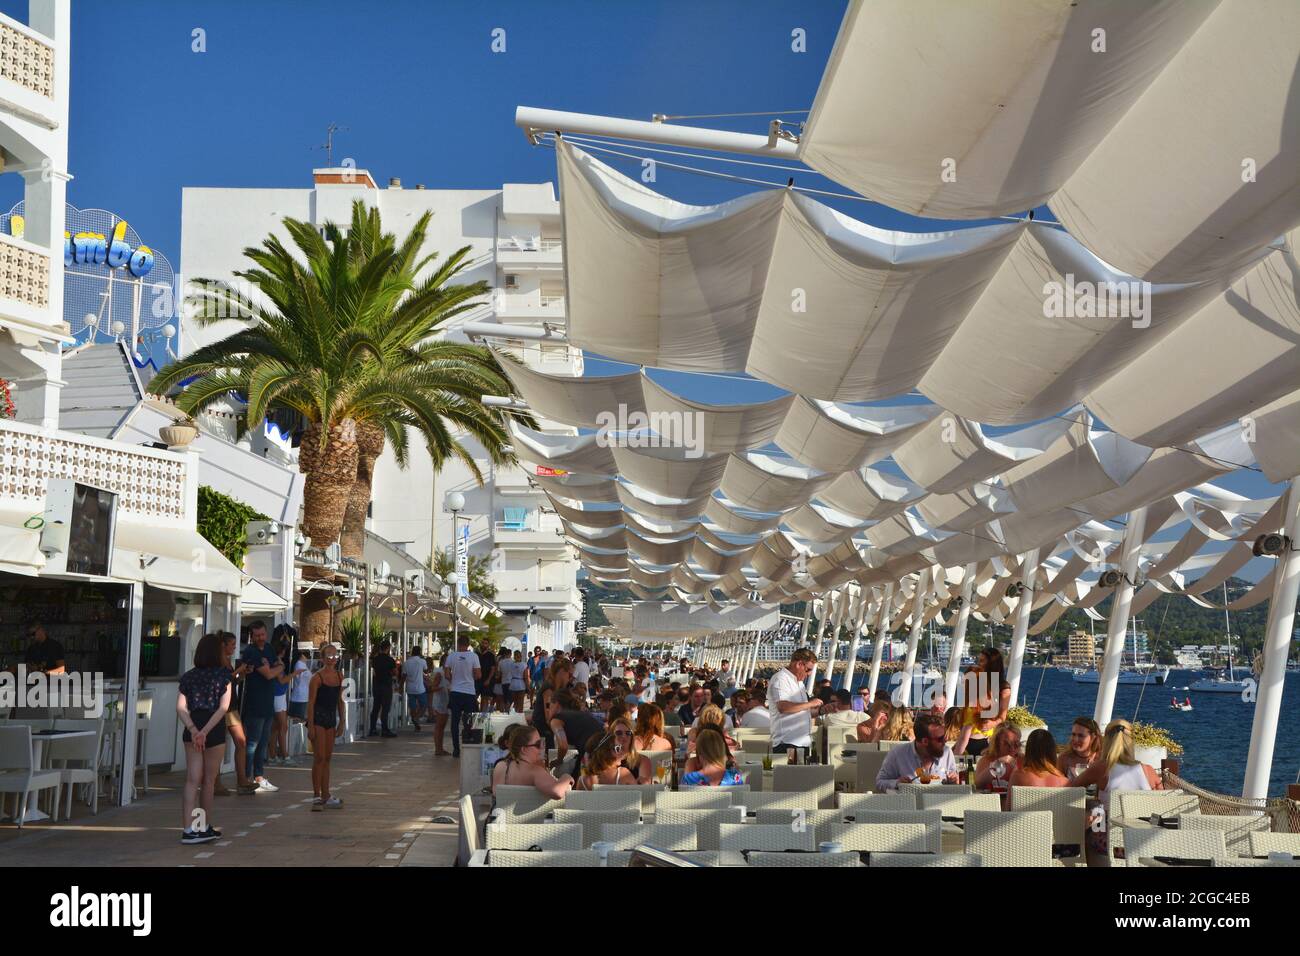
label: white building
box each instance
[179,170,583,649]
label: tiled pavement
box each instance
[0,729,464,867]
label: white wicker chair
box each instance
[1009,785,1087,848]
[552,808,641,847]
[485,822,583,851]
[744,791,821,812]
[460,794,481,864]
[681,784,751,796]
[838,791,916,814]
[1247,832,1300,858]
[719,822,817,852]
[599,822,697,851]
[1211,857,1300,867]
[606,850,722,867]
[842,810,942,853]
[739,735,772,754]
[963,810,1055,867]
[1118,827,1229,867]
[654,808,743,850]
[747,850,860,867]
[916,789,1001,819]
[593,782,663,812]
[871,852,983,867]
[855,750,890,793]
[1114,790,1200,824]
[490,798,563,826]
[565,789,643,812]
[755,808,844,829]
[493,784,552,813]
[656,789,734,811]
[488,849,601,867]
[818,821,930,853]
[772,764,836,808]
[1179,813,1272,852]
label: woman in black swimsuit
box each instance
[307,642,346,810]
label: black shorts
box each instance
[288,701,307,720]
[965,737,990,757]
[184,709,228,748]
[313,708,338,730]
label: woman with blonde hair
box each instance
[491,723,575,800]
[881,705,914,742]
[680,729,744,787]
[942,706,963,744]
[575,721,641,789]
[1067,719,1161,813]
[633,701,674,753]
[974,722,1021,793]
[687,703,738,751]
[1057,716,1102,779]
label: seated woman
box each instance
[943,706,963,745]
[575,725,642,789]
[1056,716,1102,780]
[680,729,744,787]
[1010,728,1067,788]
[881,705,914,742]
[856,700,892,743]
[632,702,674,754]
[974,722,1022,792]
[686,703,738,751]
[490,725,575,801]
[1065,719,1162,810]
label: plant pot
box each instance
[160,423,199,448]
[1135,745,1167,770]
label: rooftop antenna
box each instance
[314,123,348,167]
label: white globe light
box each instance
[110,320,125,336]
[445,491,465,513]
[446,572,459,586]
[84,312,98,328]
[162,324,176,338]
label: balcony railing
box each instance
[0,232,50,310]
[498,238,562,253]
[0,419,189,523]
[0,16,54,99]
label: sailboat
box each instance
[1190,583,1253,695]
[1072,616,1169,684]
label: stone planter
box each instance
[160,422,199,448]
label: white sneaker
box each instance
[323,796,343,808]
[256,778,279,792]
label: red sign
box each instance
[535,466,568,477]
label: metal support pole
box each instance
[867,583,895,703]
[1243,478,1300,801]
[362,563,372,721]
[943,564,978,707]
[807,589,840,693]
[1006,549,1041,707]
[797,600,813,647]
[899,569,931,706]
[1095,508,1148,727]
[840,594,870,696]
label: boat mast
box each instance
[1223,581,1234,682]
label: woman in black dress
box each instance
[177,633,232,844]
[308,642,346,810]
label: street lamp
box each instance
[447,571,460,648]
[445,491,465,650]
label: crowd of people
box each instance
[176,630,1163,853]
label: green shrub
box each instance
[196,485,269,568]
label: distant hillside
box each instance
[579,579,637,628]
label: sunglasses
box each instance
[522,741,542,750]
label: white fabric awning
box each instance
[110,520,243,596]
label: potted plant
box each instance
[160,413,200,448]
[1005,706,1047,741]
[1131,721,1182,769]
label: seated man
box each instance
[875,712,960,791]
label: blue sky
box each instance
[0,0,1283,569]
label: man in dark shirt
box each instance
[545,691,602,765]
[238,620,283,793]
[477,641,496,710]
[678,685,707,726]
[369,640,398,738]
[24,624,65,674]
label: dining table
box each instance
[6,729,96,824]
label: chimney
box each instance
[389,177,402,189]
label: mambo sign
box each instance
[63,220,155,277]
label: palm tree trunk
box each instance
[340,422,385,561]
[298,420,360,645]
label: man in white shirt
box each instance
[739,690,771,730]
[717,659,737,698]
[875,712,960,791]
[445,635,482,758]
[402,646,429,733]
[765,648,822,752]
[572,649,591,690]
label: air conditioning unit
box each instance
[245,520,281,546]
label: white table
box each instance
[12,730,95,824]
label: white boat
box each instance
[1190,583,1252,696]
[1169,696,1193,711]
[1072,666,1170,685]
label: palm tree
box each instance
[151,201,519,643]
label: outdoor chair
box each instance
[654,807,744,851]
[743,791,820,812]
[747,851,860,867]
[772,764,836,808]
[1247,832,1300,858]
[842,809,942,853]
[46,720,105,817]
[718,822,817,852]
[485,822,583,851]
[1009,785,1087,849]
[552,808,640,847]
[655,789,734,811]
[599,822,697,851]
[817,821,930,853]
[564,788,642,812]
[0,725,63,829]
[871,852,983,867]
[487,849,601,867]
[1179,813,1271,852]
[1118,828,1229,867]
[755,807,843,829]
[838,791,916,813]
[855,750,889,792]
[916,789,1000,819]
[964,810,1056,867]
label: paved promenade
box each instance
[0,730,464,867]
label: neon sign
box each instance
[63,220,155,277]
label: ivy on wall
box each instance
[197,485,269,568]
